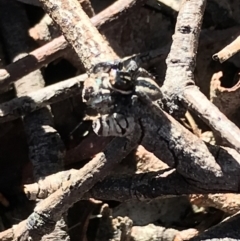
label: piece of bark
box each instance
[131,225,198,241]
[188,211,240,241]
[161,0,240,153]
[38,0,117,72]
[190,194,240,215]
[210,71,240,117]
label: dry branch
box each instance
[0,40,167,91]
[23,169,193,201]
[0,36,68,89]
[0,129,141,241]
[213,34,240,63]
[0,74,87,123]
[24,139,240,201]
[0,1,69,239]
[190,194,240,215]
[161,0,240,153]
[38,0,117,72]
[0,42,169,124]
[0,0,147,90]
[182,88,240,152]
[88,137,240,194]
[0,0,65,178]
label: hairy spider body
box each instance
[83,59,162,137]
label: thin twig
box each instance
[0,36,68,89]
[212,34,240,63]
[190,193,240,215]
[0,74,87,123]
[161,0,240,153]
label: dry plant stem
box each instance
[0,129,140,241]
[85,170,212,201]
[133,94,223,186]
[132,94,240,191]
[190,194,240,215]
[0,41,166,123]
[0,0,65,179]
[182,87,240,152]
[213,34,240,63]
[0,39,167,90]
[0,74,87,124]
[18,92,240,193]
[88,142,240,196]
[162,0,205,109]
[24,114,240,201]
[24,170,194,201]
[189,211,240,241]
[38,0,117,72]
[0,1,69,240]
[162,0,240,152]
[0,0,148,89]
[25,142,240,198]
[0,36,68,89]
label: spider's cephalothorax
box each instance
[91,59,140,95]
[92,60,123,74]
